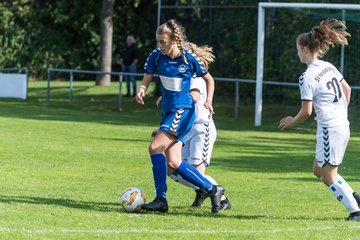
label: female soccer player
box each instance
[135,19,224,213]
[168,77,231,210]
[279,19,360,221]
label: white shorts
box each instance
[315,124,350,167]
[182,121,216,167]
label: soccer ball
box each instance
[119,187,146,213]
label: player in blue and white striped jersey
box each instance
[135,19,224,214]
[279,19,360,221]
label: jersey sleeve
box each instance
[144,49,159,74]
[334,66,344,82]
[299,72,314,101]
[186,51,208,77]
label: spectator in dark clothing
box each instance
[122,35,138,97]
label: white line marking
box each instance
[0,226,359,235]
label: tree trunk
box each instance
[96,0,114,86]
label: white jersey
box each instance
[183,77,216,166]
[190,77,212,124]
[299,60,349,127]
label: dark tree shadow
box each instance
[0,195,120,212]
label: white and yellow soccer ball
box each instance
[119,187,146,213]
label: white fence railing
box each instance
[47,68,360,118]
[47,68,255,116]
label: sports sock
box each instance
[336,174,354,193]
[205,175,227,200]
[204,175,218,185]
[169,172,198,190]
[151,154,167,199]
[174,160,213,192]
[329,181,360,213]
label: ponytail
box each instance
[297,18,350,57]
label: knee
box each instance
[148,142,164,155]
[312,161,321,179]
[313,168,321,179]
[167,161,178,170]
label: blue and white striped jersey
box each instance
[144,48,207,112]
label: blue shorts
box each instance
[159,108,195,142]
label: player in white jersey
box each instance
[279,19,360,221]
[168,77,231,210]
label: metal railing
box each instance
[47,68,257,116]
[0,67,28,74]
[47,68,360,117]
[47,68,145,111]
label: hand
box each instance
[204,100,215,119]
[135,89,145,105]
[279,116,295,130]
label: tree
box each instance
[96,0,114,86]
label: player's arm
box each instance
[136,73,152,105]
[340,79,351,106]
[279,100,312,130]
[202,72,215,116]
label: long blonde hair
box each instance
[156,19,215,68]
[297,18,350,58]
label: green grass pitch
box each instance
[0,81,359,239]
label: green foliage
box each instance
[0,1,157,79]
[2,0,360,103]
[160,0,360,102]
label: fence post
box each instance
[118,74,123,111]
[69,71,73,103]
[235,81,239,118]
[47,69,51,102]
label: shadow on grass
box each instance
[0,195,120,212]
[270,177,360,183]
[0,97,162,128]
[137,207,344,221]
[211,134,314,173]
[93,137,150,143]
[212,132,360,174]
[3,81,360,132]
[0,195,347,221]
[211,156,311,173]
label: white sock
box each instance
[169,172,199,190]
[205,175,227,201]
[329,181,360,213]
[169,173,228,201]
[337,174,354,194]
[204,175,218,185]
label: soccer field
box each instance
[0,81,359,239]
